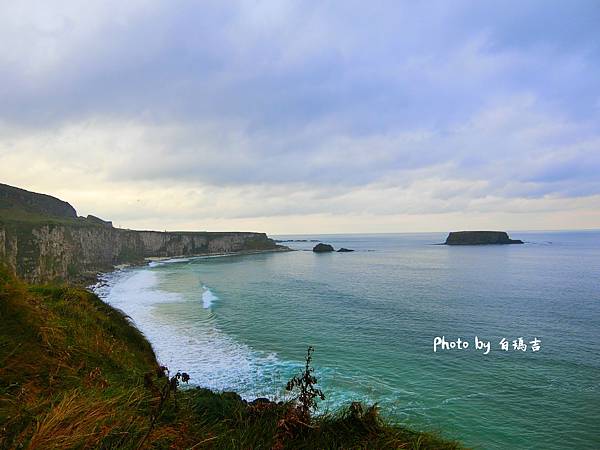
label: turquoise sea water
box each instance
[96,231,600,449]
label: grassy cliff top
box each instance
[0,268,462,449]
[0,183,108,228]
[0,183,78,222]
[0,183,264,236]
[0,208,93,227]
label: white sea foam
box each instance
[97,269,182,319]
[202,285,218,309]
[148,257,191,267]
[93,266,296,401]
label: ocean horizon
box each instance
[95,230,600,450]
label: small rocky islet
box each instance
[313,231,523,253]
[444,231,523,245]
[312,243,356,253]
[312,243,335,252]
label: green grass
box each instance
[0,207,82,226]
[0,266,463,449]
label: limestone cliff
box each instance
[1,222,280,283]
[0,184,283,283]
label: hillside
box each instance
[0,183,77,222]
[0,184,282,283]
[0,267,462,449]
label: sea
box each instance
[93,231,600,449]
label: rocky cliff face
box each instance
[0,183,283,283]
[0,222,280,283]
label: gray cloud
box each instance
[0,0,599,231]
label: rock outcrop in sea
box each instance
[445,231,523,245]
[337,248,354,252]
[312,243,334,252]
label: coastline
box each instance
[143,245,292,262]
[89,251,299,401]
[86,246,292,289]
[1,261,462,448]
[97,231,600,449]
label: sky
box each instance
[1,0,599,234]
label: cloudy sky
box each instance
[1,1,599,233]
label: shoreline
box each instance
[1,261,463,448]
[84,246,292,289]
[89,252,295,402]
[143,245,292,262]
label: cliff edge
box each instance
[0,183,284,283]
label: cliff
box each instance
[0,184,282,283]
[0,222,281,283]
[445,231,523,245]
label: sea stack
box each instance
[445,231,523,245]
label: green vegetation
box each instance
[285,346,325,419]
[0,208,85,227]
[0,183,76,221]
[0,267,462,449]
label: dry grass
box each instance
[29,390,135,449]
